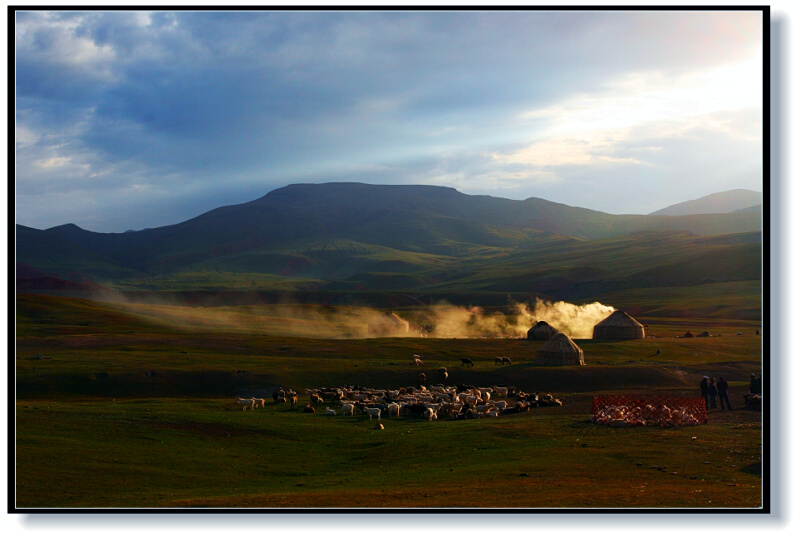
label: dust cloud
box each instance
[107,294,614,340]
[419,299,615,339]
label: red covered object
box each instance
[591,394,707,427]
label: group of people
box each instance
[700,373,762,411]
[699,375,733,410]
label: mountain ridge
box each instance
[15,183,762,302]
[649,189,762,216]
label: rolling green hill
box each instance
[16,183,762,309]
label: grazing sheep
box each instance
[413,354,424,366]
[440,402,461,417]
[491,400,508,411]
[237,398,255,411]
[341,403,355,416]
[386,402,401,418]
[290,396,297,409]
[364,407,382,420]
[321,390,344,403]
[492,386,508,398]
[405,403,429,418]
[461,358,474,367]
[418,373,427,385]
[310,393,323,405]
[252,397,266,408]
[425,407,438,421]
[501,356,511,365]
[495,357,504,365]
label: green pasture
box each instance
[14,294,763,509]
[16,398,762,509]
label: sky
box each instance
[14,8,765,233]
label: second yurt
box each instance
[527,320,559,340]
[535,333,585,366]
[592,310,645,340]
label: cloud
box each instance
[14,10,764,231]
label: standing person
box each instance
[700,376,710,409]
[718,376,733,410]
[749,373,761,394]
[708,378,718,409]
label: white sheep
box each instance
[386,403,401,418]
[325,407,337,416]
[237,398,255,411]
[364,407,382,420]
[341,403,355,416]
[425,407,438,421]
[492,400,508,411]
[492,386,508,398]
[251,397,265,408]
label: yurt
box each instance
[367,312,410,337]
[527,320,559,340]
[535,333,585,366]
[592,310,645,340]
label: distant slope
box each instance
[15,225,145,282]
[649,189,762,216]
[16,183,762,295]
[416,231,762,299]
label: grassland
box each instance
[14,294,763,509]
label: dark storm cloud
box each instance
[15,10,763,232]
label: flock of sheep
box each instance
[238,382,562,422]
[234,353,562,422]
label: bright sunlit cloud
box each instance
[501,53,762,172]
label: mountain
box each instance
[649,189,762,216]
[15,183,763,304]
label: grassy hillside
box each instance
[17,183,762,287]
[27,229,756,318]
[15,294,763,509]
[15,225,145,281]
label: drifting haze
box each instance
[116,299,614,340]
[15,9,763,232]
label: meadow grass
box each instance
[16,398,761,509]
[14,294,763,509]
